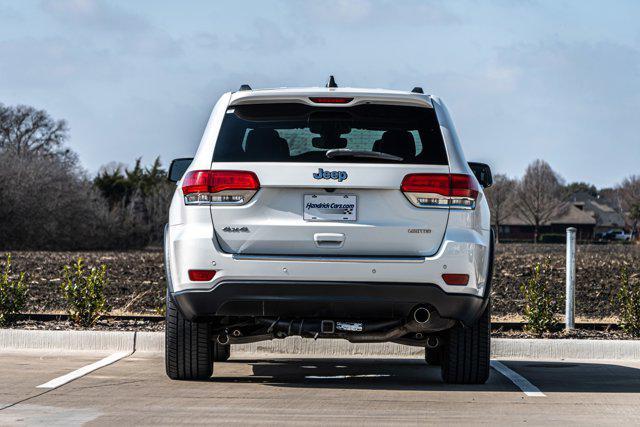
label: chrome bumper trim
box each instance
[231,254,426,263]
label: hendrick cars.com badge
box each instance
[303,194,357,221]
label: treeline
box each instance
[1,102,639,250]
[0,103,173,250]
[485,159,640,241]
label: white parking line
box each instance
[36,351,131,389]
[491,360,546,397]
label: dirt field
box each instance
[492,243,638,319]
[4,243,639,318]
[6,249,165,315]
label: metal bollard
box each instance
[565,227,576,330]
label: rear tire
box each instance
[425,347,442,366]
[165,291,213,380]
[440,302,491,384]
[213,343,231,362]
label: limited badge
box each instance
[408,228,432,234]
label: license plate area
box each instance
[303,194,357,222]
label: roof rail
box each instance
[411,87,424,94]
[239,84,252,91]
[326,75,338,88]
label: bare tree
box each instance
[630,205,640,240]
[513,159,563,243]
[617,175,640,211]
[485,173,516,242]
[0,150,106,249]
[0,103,69,157]
[617,175,640,238]
[0,103,171,250]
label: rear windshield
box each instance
[213,103,448,165]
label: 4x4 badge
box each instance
[313,168,348,182]
[222,226,249,233]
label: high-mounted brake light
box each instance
[401,173,479,209]
[182,170,260,205]
[308,97,353,104]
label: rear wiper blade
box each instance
[325,149,403,162]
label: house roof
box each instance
[502,191,627,228]
[568,192,626,227]
[552,203,597,225]
[503,202,596,226]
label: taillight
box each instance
[401,173,479,209]
[182,170,260,205]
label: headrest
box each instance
[245,129,288,160]
[378,130,416,159]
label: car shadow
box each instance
[500,360,640,393]
[209,358,640,393]
[211,357,513,392]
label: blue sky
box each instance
[0,0,638,187]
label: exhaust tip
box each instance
[413,307,431,324]
[426,336,439,349]
[217,334,230,345]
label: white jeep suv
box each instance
[164,78,494,384]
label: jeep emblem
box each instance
[313,168,348,182]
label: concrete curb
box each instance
[2,329,639,360]
[492,338,640,360]
[0,329,135,352]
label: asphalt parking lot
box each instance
[1,351,640,426]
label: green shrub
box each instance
[0,254,28,326]
[616,265,640,337]
[155,294,166,317]
[520,261,557,335]
[60,258,108,326]
[155,303,166,317]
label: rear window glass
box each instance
[213,103,448,165]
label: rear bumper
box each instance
[166,223,492,297]
[164,220,494,326]
[172,280,486,325]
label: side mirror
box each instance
[168,158,193,182]
[468,162,493,188]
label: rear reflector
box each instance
[442,274,469,285]
[401,173,479,209]
[188,270,217,281]
[182,170,260,205]
[309,97,353,104]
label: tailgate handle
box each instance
[314,233,345,248]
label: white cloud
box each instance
[41,0,144,32]
[305,0,373,24]
[227,18,319,55]
[299,0,459,26]
[40,0,182,57]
